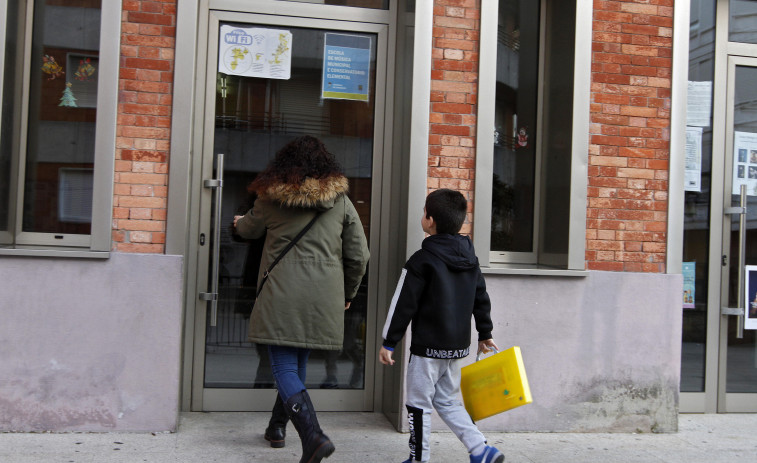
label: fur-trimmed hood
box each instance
[259,175,349,209]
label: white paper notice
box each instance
[744,265,757,330]
[685,127,702,192]
[218,25,292,80]
[732,131,757,196]
[687,81,712,127]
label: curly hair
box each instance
[249,135,344,194]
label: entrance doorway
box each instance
[189,11,388,412]
[717,56,757,411]
[681,54,757,412]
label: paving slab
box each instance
[1,413,756,462]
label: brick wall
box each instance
[113,0,177,253]
[109,0,675,273]
[428,0,481,235]
[587,0,673,272]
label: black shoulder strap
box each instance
[255,211,322,298]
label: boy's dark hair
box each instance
[425,189,467,234]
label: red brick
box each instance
[123,57,172,71]
[118,172,167,185]
[624,241,643,252]
[116,243,165,253]
[621,23,662,36]
[593,73,632,85]
[122,34,174,48]
[121,150,167,162]
[127,12,174,26]
[588,261,625,271]
[594,94,630,105]
[641,263,666,273]
[118,219,165,232]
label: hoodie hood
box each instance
[260,175,349,210]
[422,233,479,271]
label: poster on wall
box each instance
[321,33,371,102]
[687,81,713,127]
[685,127,702,192]
[732,131,757,196]
[218,25,292,80]
[743,266,757,330]
[682,262,696,309]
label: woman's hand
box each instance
[233,215,243,228]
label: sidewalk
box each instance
[1,412,756,462]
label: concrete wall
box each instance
[0,253,184,432]
[424,271,683,433]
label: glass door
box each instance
[192,11,387,411]
[720,56,757,412]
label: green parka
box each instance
[235,175,370,350]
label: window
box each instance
[730,0,757,44]
[475,0,590,270]
[0,0,118,255]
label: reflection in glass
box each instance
[0,0,20,235]
[278,0,389,9]
[726,66,757,393]
[204,25,375,390]
[681,0,716,393]
[539,0,575,257]
[20,1,100,235]
[730,0,757,44]
[491,0,539,253]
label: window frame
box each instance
[0,0,119,257]
[0,0,11,245]
[474,0,590,271]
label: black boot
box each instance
[284,390,335,463]
[264,394,288,448]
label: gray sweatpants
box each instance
[405,355,486,462]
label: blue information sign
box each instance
[322,33,371,102]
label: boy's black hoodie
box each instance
[381,233,493,359]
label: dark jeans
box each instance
[267,344,311,402]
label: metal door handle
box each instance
[200,153,224,327]
[723,184,746,339]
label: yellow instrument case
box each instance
[460,346,532,421]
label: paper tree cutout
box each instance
[59,82,78,107]
[41,55,63,80]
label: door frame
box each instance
[718,54,757,413]
[185,9,392,412]
[680,0,757,413]
[681,52,757,413]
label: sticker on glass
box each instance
[218,25,291,80]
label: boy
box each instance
[379,189,503,463]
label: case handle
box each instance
[475,347,499,362]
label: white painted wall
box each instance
[0,253,183,432]
[0,253,681,433]
[423,271,683,433]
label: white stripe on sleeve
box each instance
[382,268,408,340]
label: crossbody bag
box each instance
[253,211,323,304]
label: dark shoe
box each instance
[284,390,335,463]
[264,394,288,448]
[264,426,285,448]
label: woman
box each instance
[234,135,369,463]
